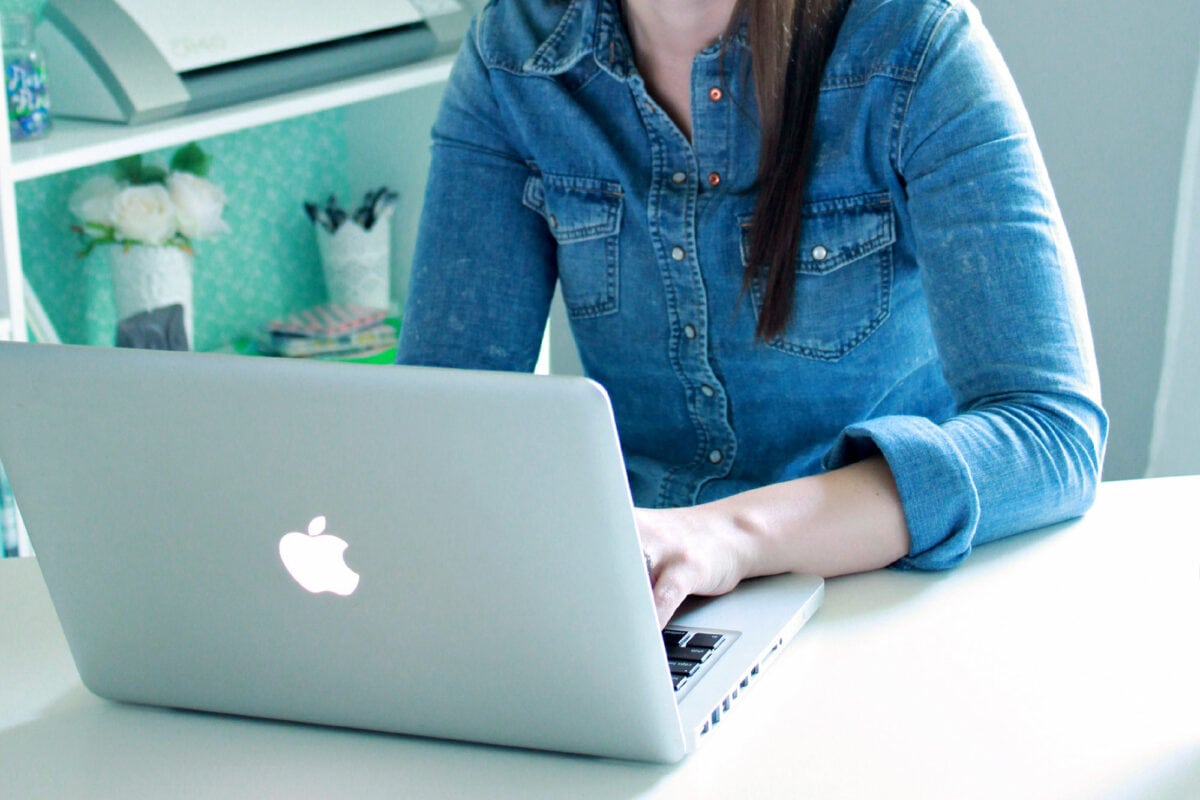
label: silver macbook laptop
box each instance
[0,341,823,763]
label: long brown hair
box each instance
[733,0,850,341]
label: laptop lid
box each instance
[0,342,821,762]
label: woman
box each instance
[398,0,1108,626]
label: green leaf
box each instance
[138,166,168,184]
[114,155,144,183]
[170,142,211,177]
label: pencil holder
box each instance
[317,219,392,311]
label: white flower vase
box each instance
[109,245,195,349]
[317,220,392,310]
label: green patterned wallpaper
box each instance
[16,112,352,351]
[0,0,45,17]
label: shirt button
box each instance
[671,246,686,261]
[708,87,723,102]
[811,245,829,261]
[549,214,558,229]
[683,324,697,339]
[671,171,687,185]
[708,449,724,465]
[707,172,721,188]
[700,384,715,397]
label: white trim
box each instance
[1148,47,1200,476]
[8,56,453,183]
[23,277,60,344]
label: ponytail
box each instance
[737,0,851,341]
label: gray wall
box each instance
[345,82,445,314]
[974,0,1200,479]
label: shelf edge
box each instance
[11,56,453,182]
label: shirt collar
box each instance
[522,0,747,80]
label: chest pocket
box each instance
[739,192,895,361]
[523,173,623,319]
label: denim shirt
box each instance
[398,0,1108,569]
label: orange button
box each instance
[707,172,721,187]
[708,87,723,102]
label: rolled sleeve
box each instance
[825,415,979,570]
[837,2,1108,568]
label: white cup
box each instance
[317,219,392,310]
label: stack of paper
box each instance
[261,304,399,360]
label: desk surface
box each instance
[2,477,1198,799]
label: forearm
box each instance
[638,456,909,625]
[724,456,910,580]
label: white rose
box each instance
[167,172,229,240]
[111,184,178,246]
[68,175,122,226]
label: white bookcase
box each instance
[0,40,455,343]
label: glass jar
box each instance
[3,11,51,141]
[1,458,17,558]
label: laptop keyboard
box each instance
[662,627,727,692]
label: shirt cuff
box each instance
[823,415,981,570]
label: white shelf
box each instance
[8,55,453,182]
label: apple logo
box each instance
[278,515,360,596]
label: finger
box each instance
[652,570,688,629]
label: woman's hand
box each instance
[635,504,756,628]
[635,457,912,628]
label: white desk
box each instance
[2,477,1198,798]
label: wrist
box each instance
[703,494,776,583]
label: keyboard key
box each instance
[662,629,687,648]
[673,674,689,691]
[668,660,700,676]
[686,633,724,650]
[667,645,712,663]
